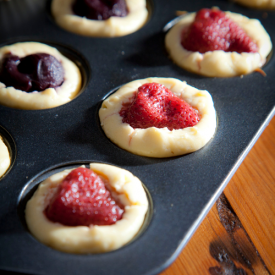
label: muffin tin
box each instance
[0,0,275,274]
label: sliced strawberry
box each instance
[119,83,200,131]
[181,8,258,54]
[45,167,124,226]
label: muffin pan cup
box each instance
[0,0,275,274]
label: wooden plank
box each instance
[161,194,270,275]
[161,116,275,275]
[224,118,275,274]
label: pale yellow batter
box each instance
[99,77,216,158]
[165,11,272,77]
[0,136,10,178]
[51,0,148,37]
[233,0,275,9]
[0,42,82,110]
[25,163,148,254]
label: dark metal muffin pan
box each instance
[0,0,275,274]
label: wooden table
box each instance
[161,116,275,275]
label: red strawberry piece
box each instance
[45,167,124,226]
[119,83,200,131]
[181,8,258,54]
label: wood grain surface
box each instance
[161,115,275,275]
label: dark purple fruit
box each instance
[18,53,64,91]
[0,54,32,92]
[0,53,65,93]
[72,0,128,20]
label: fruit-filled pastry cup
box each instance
[165,8,272,77]
[0,42,82,110]
[51,0,148,37]
[25,163,148,254]
[99,77,216,158]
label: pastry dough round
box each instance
[0,136,10,178]
[165,11,272,77]
[25,163,148,254]
[0,42,82,110]
[234,0,275,9]
[99,77,216,158]
[51,0,148,37]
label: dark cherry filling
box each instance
[72,0,128,20]
[45,167,124,226]
[0,53,64,93]
[120,83,200,131]
[181,8,258,54]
